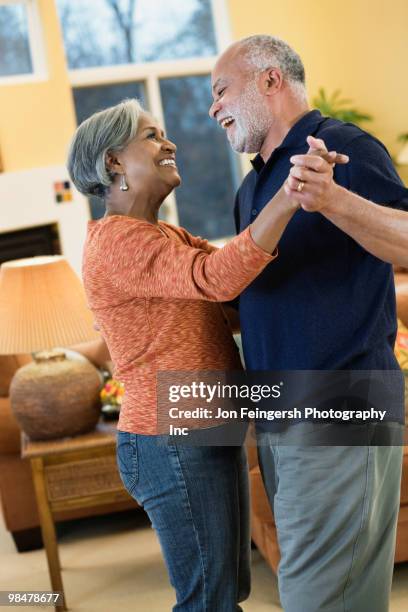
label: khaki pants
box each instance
[257,424,403,612]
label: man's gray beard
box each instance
[227,81,272,153]
[229,123,266,153]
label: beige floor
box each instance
[0,509,407,611]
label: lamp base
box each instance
[10,351,102,440]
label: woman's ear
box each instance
[105,151,123,174]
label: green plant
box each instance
[313,88,373,126]
[398,133,408,144]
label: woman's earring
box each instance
[119,174,129,191]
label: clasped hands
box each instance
[284,135,349,212]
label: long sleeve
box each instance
[93,217,275,302]
[164,223,219,254]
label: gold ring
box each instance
[297,181,305,192]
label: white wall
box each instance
[0,166,90,276]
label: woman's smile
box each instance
[158,157,178,170]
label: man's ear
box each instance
[263,67,283,95]
[105,151,123,174]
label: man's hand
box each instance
[284,136,349,212]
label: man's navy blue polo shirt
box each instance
[234,110,408,374]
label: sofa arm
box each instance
[395,273,408,328]
[68,337,112,373]
[0,397,22,455]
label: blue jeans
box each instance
[116,431,251,611]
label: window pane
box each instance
[160,75,240,240]
[72,82,146,220]
[0,3,32,77]
[73,82,146,125]
[57,0,217,69]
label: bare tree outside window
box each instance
[145,0,216,61]
[56,0,217,69]
[0,3,32,77]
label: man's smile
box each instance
[219,116,235,129]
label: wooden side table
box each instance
[22,422,137,611]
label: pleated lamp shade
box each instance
[0,255,99,354]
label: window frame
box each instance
[0,0,47,84]
[63,0,249,237]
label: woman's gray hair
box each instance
[67,98,143,198]
[237,35,307,100]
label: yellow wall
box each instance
[0,0,76,171]
[227,0,408,180]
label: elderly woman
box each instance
[67,98,338,611]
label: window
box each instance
[73,82,146,125]
[160,75,238,239]
[0,0,45,81]
[57,0,217,69]
[0,2,31,76]
[59,0,241,241]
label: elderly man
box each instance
[210,35,408,612]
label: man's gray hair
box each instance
[67,98,143,198]
[237,35,306,99]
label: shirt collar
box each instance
[251,110,326,173]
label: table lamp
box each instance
[0,255,102,440]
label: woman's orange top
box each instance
[82,215,276,434]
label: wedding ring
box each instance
[297,181,305,193]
